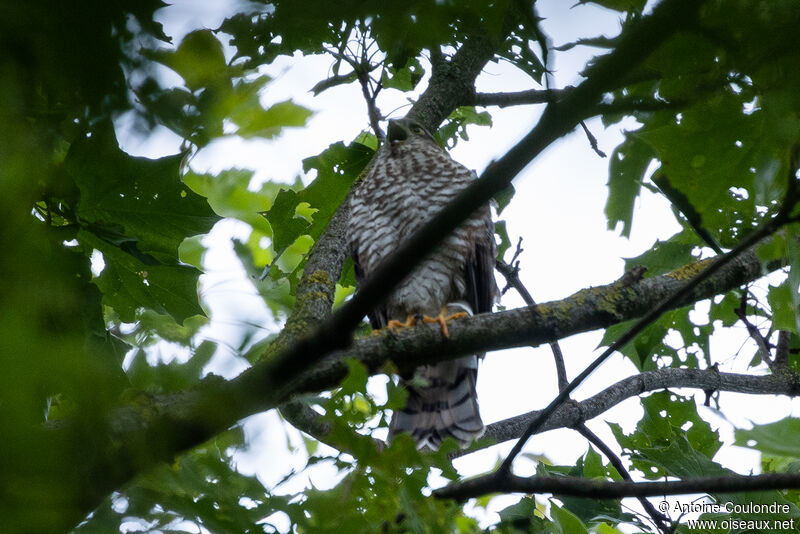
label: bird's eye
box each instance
[411,125,424,134]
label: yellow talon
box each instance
[373,310,467,338]
[372,314,418,335]
[387,314,418,329]
[422,309,468,338]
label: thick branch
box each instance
[409,34,499,130]
[436,472,800,502]
[291,248,777,397]
[65,240,781,460]
[276,199,350,440]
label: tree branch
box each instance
[436,472,800,502]
[408,34,499,130]
[472,367,800,451]
[276,198,352,442]
[472,88,563,108]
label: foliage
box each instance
[3,0,800,533]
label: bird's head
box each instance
[386,118,437,149]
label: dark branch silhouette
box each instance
[437,472,800,502]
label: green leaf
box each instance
[126,340,216,393]
[736,419,800,458]
[601,305,711,370]
[136,310,209,345]
[495,220,512,262]
[605,133,654,236]
[652,170,722,253]
[66,120,219,264]
[611,391,720,479]
[333,283,355,309]
[381,57,425,91]
[88,233,205,323]
[498,31,546,83]
[232,99,313,139]
[786,235,800,334]
[339,359,369,396]
[177,234,206,270]
[184,168,279,233]
[635,89,797,248]
[708,291,741,328]
[498,496,537,523]
[494,183,516,215]
[558,458,625,526]
[263,186,312,256]
[768,283,797,334]
[264,139,373,258]
[147,29,227,91]
[436,106,493,148]
[550,501,589,534]
[623,229,698,277]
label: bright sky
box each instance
[114,0,800,529]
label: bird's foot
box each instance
[387,314,420,329]
[372,314,420,336]
[421,309,468,338]
[373,310,466,337]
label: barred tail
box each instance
[389,355,484,449]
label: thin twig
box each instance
[321,31,385,141]
[734,291,776,371]
[579,120,607,158]
[356,27,384,141]
[576,424,671,534]
[496,246,568,391]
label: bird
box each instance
[348,117,498,449]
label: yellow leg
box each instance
[421,309,468,338]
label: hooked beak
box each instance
[387,120,408,145]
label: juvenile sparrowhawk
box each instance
[348,117,497,449]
